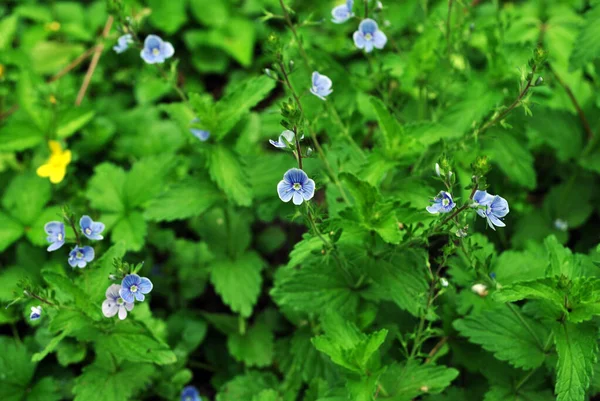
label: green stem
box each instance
[446,0,453,57]
[506,303,545,350]
[364,0,368,18]
[156,64,188,104]
[278,0,311,69]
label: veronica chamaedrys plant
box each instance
[29,306,42,321]
[113,33,132,53]
[140,34,175,64]
[190,118,210,142]
[181,386,202,401]
[102,284,134,320]
[353,18,387,52]
[310,72,333,100]
[44,221,65,251]
[472,190,510,229]
[426,191,456,214]
[277,168,316,205]
[331,0,354,23]
[68,246,95,268]
[119,274,154,303]
[79,215,105,240]
[269,130,302,149]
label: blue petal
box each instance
[161,41,175,58]
[122,274,141,289]
[310,87,327,100]
[331,4,351,23]
[80,215,92,230]
[191,129,210,142]
[292,192,304,205]
[47,240,64,252]
[359,18,378,35]
[105,284,121,301]
[353,31,366,49]
[277,180,294,202]
[283,168,308,186]
[141,48,158,64]
[134,292,145,302]
[473,190,494,206]
[490,195,509,217]
[82,246,95,262]
[138,277,153,294]
[144,35,163,50]
[119,287,135,303]
[488,214,506,228]
[45,221,64,235]
[301,178,316,201]
[311,71,320,87]
[426,202,443,214]
[269,139,286,148]
[373,31,387,49]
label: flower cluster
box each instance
[44,215,105,268]
[472,190,510,230]
[330,1,387,53]
[102,274,153,320]
[113,33,175,64]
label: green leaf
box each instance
[56,340,87,367]
[56,108,95,139]
[453,305,548,370]
[111,212,147,251]
[554,322,598,401]
[203,18,256,67]
[492,278,565,311]
[144,177,221,222]
[28,376,62,401]
[216,371,279,401]
[0,15,18,50]
[484,385,555,401]
[0,211,24,252]
[147,0,187,34]
[29,41,86,75]
[95,322,177,365]
[125,155,175,208]
[545,235,583,279]
[0,336,36,401]
[208,144,253,206]
[210,251,264,317]
[2,173,50,225]
[370,96,402,150]
[228,322,274,367]
[86,163,127,213]
[379,361,460,400]
[0,115,44,152]
[189,0,229,27]
[252,390,279,401]
[32,330,69,363]
[569,3,600,70]
[484,133,536,190]
[73,357,156,401]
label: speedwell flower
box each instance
[68,246,95,268]
[36,140,71,184]
[30,306,42,321]
[353,19,387,52]
[102,284,134,320]
[554,218,568,231]
[140,35,174,64]
[310,72,333,100]
[113,34,132,53]
[119,274,153,303]
[277,168,316,205]
[472,190,509,230]
[181,386,202,401]
[190,118,210,142]
[80,215,105,240]
[44,221,65,251]
[426,191,455,214]
[269,130,303,148]
[332,0,354,23]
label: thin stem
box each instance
[440,184,478,226]
[446,0,453,56]
[506,303,545,350]
[364,0,368,18]
[28,292,58,307]
[514,368,536,392]
[66,215,82,246]
[278,0,311,69]
[156,64,189,104]
[425,336,448,363]
[49,47,96,83]
[293,124,303,170]
[478,64,537,136]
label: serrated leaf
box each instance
[111,212,147,251]
[569,4,600,70]
[0,336,36,400]
[484,133,536,190]
[86,163,127,213]
[492,278,565,311]
[2,173,50,225]
[125,155,175,209]
[228,322,274,367]
[453,305,548,370]
[210,251,264,317]
[370,96,402,150]
[379,361,460,400]
[208,144,253,206]
[216,371,279,401]
[0,211,24,252]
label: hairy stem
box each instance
[278,0,311,69]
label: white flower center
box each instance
[117,298,124,305]
[85,228,92,235]
[76,251,83,258]
[442,199,449,207]
[365,33,373,41]
[130,285,138,293]
[57,233,63,241]
[152,48,160,56]
[293,183,302,191]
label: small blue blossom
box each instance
[113,34,132,54]
[269,130,302,148]
[277,168,316,205]
[140,35,175,64]
[310,72,333,100]
[181,386,202,401]
[473,190,509,230]
[353,18,387,52]
[30,306,42,321]
[120,274,154,303]
[44,221,65,252]
[68,246,95,268]
[80,215,105,240]
[102,284,134,320]
[332,0,354,24]
[190,118,210,142]
[426,191,455,214]
[554,218,568,231]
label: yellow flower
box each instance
[36,140,71,184]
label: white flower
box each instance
[102,284,134,320]
[30,306,42,320]
[471,283,488,297]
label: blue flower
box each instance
[426,191,455,214]
[269,130,302,148]
[554,218,568,231]
[473,190,509,230]
[310,72,333,100]
[277,168,316,205]
[353,19,387,52]
[44,221,65,252]
[119,274,153,303]
[181,386,202,401]
[30,306,42,321]
[190,118,210,142]
[113,34,132,54]
[140,35,175,64]
[332,0,354,23]
[102,284,134,320]
[68,246,95,268]
[80,215,105,240]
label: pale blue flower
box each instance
[310,72,333,100]
[332,0,354,23]
[44,221,65,252]
[68,246,95,268]
[473,190,509,230]
[353,19,387,52]
[80,215,105,240]
[113,34,132,54]
[120,274,153,303]
[30,306,42,321]
[269,130,302,148]
[426,191,455,214]
[190,118,210,142]
[181,386,202,401]
[102,284,134,320]
[277,168,316,205]
[554,219,568,231]
[140,35,174,64]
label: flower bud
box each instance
[435,163,442,177]
[289,60,295,72]
[471,283,488,297]
[535,76,544,86]
[376,1,383,10]
[440,278,449,287]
